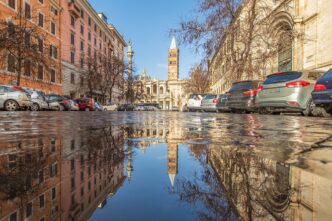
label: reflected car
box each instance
[257,71,324,115]
[118,104,135,111]
[187,94,206,112]
[0,85,31,111]
[16,88,49,111]
[69,100,80,111]
[226,80,262,113]
[104,103,118,111]
[95,102,104,111]
[312,69,332,117]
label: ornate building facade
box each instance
[209,0,332,94]
[136,38,187,110]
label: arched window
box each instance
[278,27,293,72]
[159,87,164,94]
[147,87,150,94]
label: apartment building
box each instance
[61,0,126,100]
[0,0,62,94]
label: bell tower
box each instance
[168,37,179,81]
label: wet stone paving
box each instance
[0,111,332,221]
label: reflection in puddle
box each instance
[0,112,331,221]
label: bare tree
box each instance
[80,56,102,99]
[185,64,211,94]
[0,7,56,86]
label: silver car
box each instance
[201,94,220,112]
[257,71,324,115]
[187,94,206,112]
[26,90,49,111]
[0,85,31,111]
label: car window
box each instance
[5,86,15,92]
[230,82,254,91]
[322,69,332,79]
[0,86,5,92]
[204,94,217,99]
[264,72,302,85]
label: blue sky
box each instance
[89,0,202,80]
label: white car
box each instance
[104,103,118,111]
[187,94,206,112]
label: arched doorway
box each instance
[153,84,157,94]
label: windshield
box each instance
[322,69,332,79]
[230,82,254,91]
[204,94,217,99]
[264,72,302,85]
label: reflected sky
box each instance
[0,112,331,221]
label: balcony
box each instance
[68,1,81,18]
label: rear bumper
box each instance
[187,106,202,111]
[257,100,306,111]
[201,104,217,111]
[227,98,257,111]
[312,90,332,107]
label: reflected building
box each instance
[167,144,178,188]
[0,137,62,221]
[208,146,332,221]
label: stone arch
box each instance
[270,12,294,71]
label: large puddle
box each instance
[0,112,331,221]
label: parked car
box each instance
[14,87,49,111]
[45,94,71,111]
[187,94,206,112]
[257,71,324,116]
[69,99,80,111]
[95,102,104,111]
[0,85,31,111]
[171,106,179,111]
[226,80,262,113]
[201,94,220,112]
[104,103,118,111]
[312,69,332,117]
[75,98,95,111]
[134,104,147,111]
[118,104,135,111]
[217,94,230,112]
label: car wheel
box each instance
[302,99,314,117]
[31,103,40,111]
[4,100,19,111]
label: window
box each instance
[7,54,16,72]
[51,6,58,15]
[24,32,31,46]
[10,212,17,221]
[70,51,75,64]
[94,23,97,32]
[50,45,58,59]
[81,187,84,196]
[80,40,84,51]
[39,170,44,184]
[39,0,44,3]
[80,57,84,68]
[80,24,84,35]
[71,73,75,84]
[40,218,45,221]
[8,0,15,9]
[71,177,75,190]
[51,21,56,35]
[52,187,56,200]
[50,69,56,83]
[39,194,45,208]
[25,2,31,19]
[80,77,84,86]
[24,60,31,76]
[38,13,44,27]
[80,9,84,18]
[94,37,96,46]
[88,46,91,57]
[38,64,44,80]
[26,202,32,218]
[38,38,44,52]
[70,32,75,45]
[50,163,58,177]
[70,15,75,27]
[88,32,91,41]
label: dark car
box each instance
[45,94,71,111]
[217,94,230,112]
[118,104,135,111]
[75,98,95,111]
[312,69,332,117]
[226,80,262,113]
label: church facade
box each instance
[137,38,187,110]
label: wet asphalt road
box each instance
[0,111,331,176]
[0,111,332,221]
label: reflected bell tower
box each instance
[167,143,178,188]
